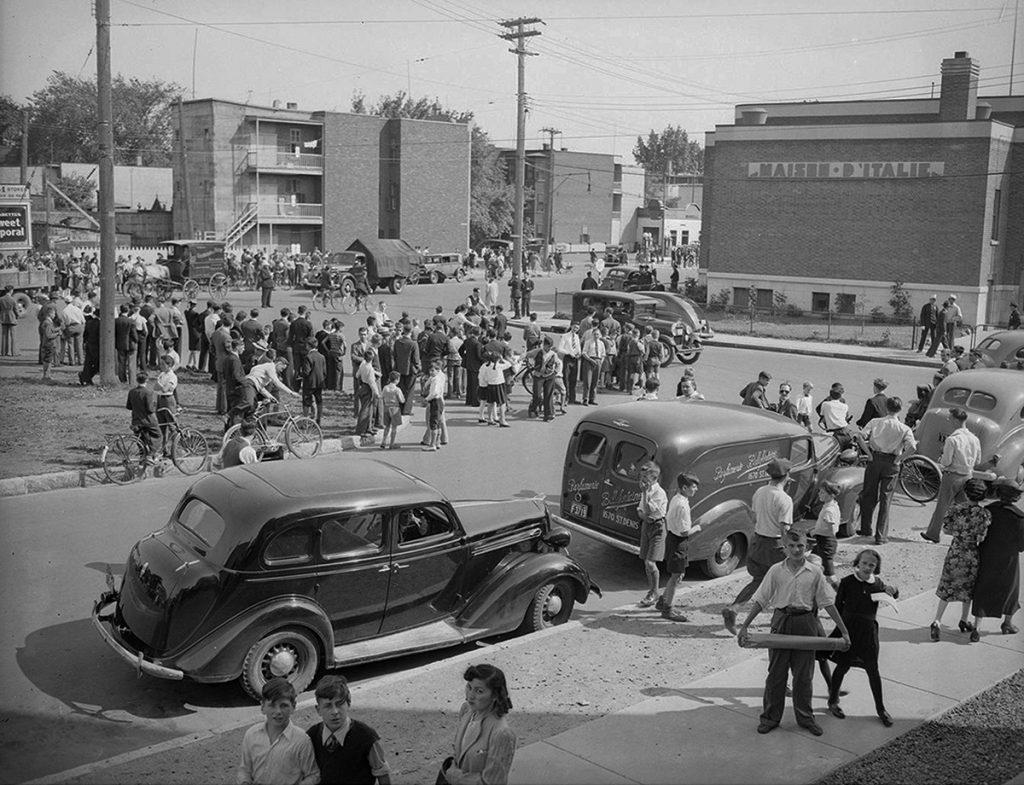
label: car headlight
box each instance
[672,321,686,336]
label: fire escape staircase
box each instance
[224,202,258,250]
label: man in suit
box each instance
[460,325,485,408]
[856,378,889,429]
[209,317,233,415]
[392,324,421,417]
[222,339,248,430]
[288,305,313,384]
[916,295,938,353]
[114,304,139,382]
[78,305,101,385]
[0,285,20,356]
[239,308,264,371]
[928,299,949,357]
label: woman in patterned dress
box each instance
[970,478,1024,638]
[929,479,990,641]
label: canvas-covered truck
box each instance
[325,238,422,295]
[0,268,56,311]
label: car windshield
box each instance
[635,303,657,318]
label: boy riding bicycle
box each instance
[126,372,161,464]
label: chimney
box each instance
[939,51,979,122]
[286,102,298,110]
[272,99,281,109]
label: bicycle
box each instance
[340,288,373,315]
[221,397,323,461]
[832,436,942,504]
[512,360,565,414]
[101,409,210,484]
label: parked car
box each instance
[970,331,1024,370]
[325,238,422,295]
[599,265,664,293]
[603,245,629,266]
[419,252,466,284]
[93,459,598,698]
[913,368,1024,484]
[636,290,715,341]
[555,401,865,576]
[572,290,702,365]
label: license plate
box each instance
[570,502,590,518]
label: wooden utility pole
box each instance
[541,126,560,253]
[20,111,29,185]
[499,17,542,278]
[95,0,117,386]
[177,97,195,239]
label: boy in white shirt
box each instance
[795,381,814,430]
[636,460,668,607]
[658,473,703,621]
[811,481,841,587]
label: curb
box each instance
[0,433,382,499]
[710,337,938,368]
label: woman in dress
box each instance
[929,479,991,641]
[442,664,517,785]
[970,478,1024,637]
[826,549,899,726]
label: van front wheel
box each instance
[701,534,746,578]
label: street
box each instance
[0,276,930,781]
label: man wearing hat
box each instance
[917,295,938,353]
[1009,302,1021,331]
[740,370,772,409]
[858,396,916,544]
[945,294,963,349]
[921,407,981,542]
[723,457,794,633]
[856,378,889,429]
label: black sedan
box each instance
[93,459,598,698]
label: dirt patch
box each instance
[0,359,356,480]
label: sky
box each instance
[1,0,1021,160]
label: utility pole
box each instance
[541,126,560,254]
[95,0,117,386]
[177,97,194,239]
[499,17,542,278]
[20,110,29,186]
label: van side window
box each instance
[612,442,649,481]
[790,438,811,468]
[576,432,607,468]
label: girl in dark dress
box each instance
[826,548,899,727]
[971,479,1024,637]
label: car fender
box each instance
[455,552,593,632]
[171,596,333,683]
[689,499,754,563]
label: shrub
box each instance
[785,304,805,318]
[707,288,731,311]
[870,306,888,323]
[889,281,913,320]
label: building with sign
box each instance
[173,99,471,254]
[701,51,1023,325]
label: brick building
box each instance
[172,99,471,254]
[701,52,1024,325]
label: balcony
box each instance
[246,146,323,172]
[256,197,323,223]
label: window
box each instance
[679,231,689,245]
[321,513,384,559]
[756,289,773,310]
[967,391,997,412]
[612,442,650,481]
[733,287,749,308]
[941,387,970,407]
[289,129,301,144]
[811,292,830,313]
[612,193,622,213]
[264,527,312,566]
[834,293,856,315]
[397,505,453,545]
[790,438,811,468]
[576,431,608,468]
[613,163,622,183]
[992,189,1001,240]
[174,499,225,553]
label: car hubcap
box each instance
[718,539,734,562]
[268,645,297,676]
[545,592,563,618]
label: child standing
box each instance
[812,481,841,588]
[636,376,660,401]
[379,372,404,450]
[307,675,391,785]
[826,549,899,727]
[154,355,178,456]
[658,473,702,621]
[636,460,667,607]
[795,381,815,430]
[422,360,447,451]
[237,677,318,785]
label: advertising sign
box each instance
[0,203,31,251]
[747,161,945,179]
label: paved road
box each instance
[1,277,930,781]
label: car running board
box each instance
[331,619,490,667]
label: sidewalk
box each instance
[508,590,1024,785]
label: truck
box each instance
[0,268,56,311]
[325,238,422,295]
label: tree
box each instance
[633,125,704,201]
[52,172,97,209]
[26,72,183,165]
[0,95,24,165]
[351,91,513,248]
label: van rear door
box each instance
[562,422,658,549]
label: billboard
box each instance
[0,203,31,251]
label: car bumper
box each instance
[550,513,640,556]
[92,592,184,681]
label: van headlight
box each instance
[672,320,686,337]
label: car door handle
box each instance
[393,562,410,570]
[377,565,392,573]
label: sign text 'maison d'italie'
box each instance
[748,162,945,179]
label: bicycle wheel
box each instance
[340,294,357,314]
[899,454,942,503]
[102,435,148,484]
[284,416,323,459]
[519,366,535,396]
[171,427,210,475]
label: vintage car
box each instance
[555,402,864,576]
[913,368,1024,484]
[325,238,422,295]
[418,252,466,284]
[599,265,664,293]
[572,290,702,365]
[93,459,598,698]
[970,330,1024,370]
[636,290,715,341]
[603,245,629,266]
